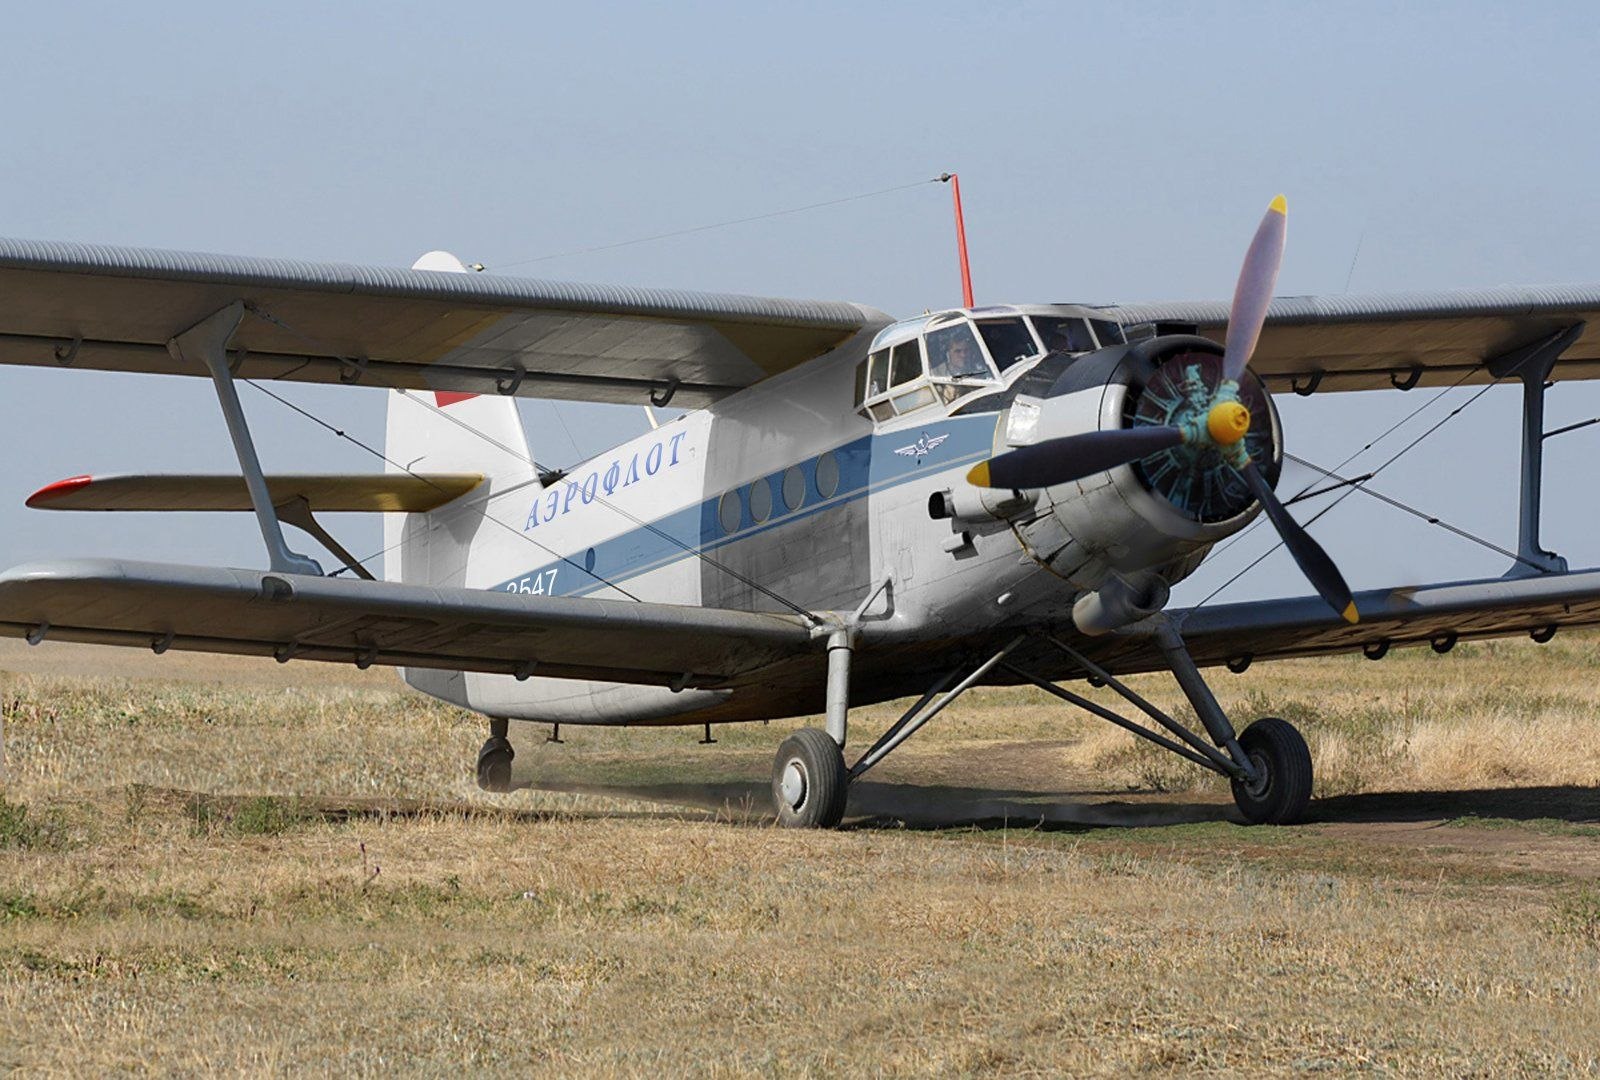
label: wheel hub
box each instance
[780,761,807,809]
[1241,750,1272,798]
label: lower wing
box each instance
[0,559,816,688]
[1070,569,1600,676]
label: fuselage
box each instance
[397,305,1276,725]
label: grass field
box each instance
[3,636,1599,1075]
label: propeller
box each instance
[966,195,1358,624]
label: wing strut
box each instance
[1486,322,1585,576]
[273,497,373,580]
[168,303,322,576]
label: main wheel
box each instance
[771,728,848,828]
[1230,717,1312,825]
[476,735,515,793]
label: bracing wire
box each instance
[1203,367,1481,566]
[241,309,825,623]
[242,379,645,602]
[1283,451,1542,571]
[1189,375,1501,611]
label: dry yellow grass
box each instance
[2,636,1599,1075]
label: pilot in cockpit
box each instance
[929,329,989,382]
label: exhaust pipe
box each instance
[1072,573,1170,636]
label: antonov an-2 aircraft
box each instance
[5,199,1600,827]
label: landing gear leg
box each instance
[1024,622,1313,825]
[770,630,853,828]
[476,718,514,793]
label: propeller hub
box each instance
[1206,400,1251,446]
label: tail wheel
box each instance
[476,735,515,793]
[771,728,848,828]
[1231,717,1312,825]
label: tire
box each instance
[771,728,848,828]
[1231,717,1312,825]
[476,735,515,793]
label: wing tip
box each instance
[26,475,93,509]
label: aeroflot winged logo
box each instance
[893,431,949,464]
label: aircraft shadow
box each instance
[1309,785,1600,826]
[518,778,1600,832]
[521,777,1229,830]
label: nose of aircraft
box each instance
[965,195,1360,625]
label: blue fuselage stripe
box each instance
[492,415,997,598]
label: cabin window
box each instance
[782,465,806,510]
[1031,316,1096,354]
[815,452,840,498]
[975,317,1040,371]
[1090,319,1125,346]
[718,490,742,534]
[749,478,773,523]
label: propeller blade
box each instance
[1222,195,1288,383]
[1239,459,1358,624]
[967,426,1183,489]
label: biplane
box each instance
[5,199,1600,827]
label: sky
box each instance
[1,1,1598,609]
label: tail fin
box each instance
[383,251,540,589]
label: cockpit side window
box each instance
[1031,316,1097,354]
[861,349,889,402]
[975,318,1040,372]
[926,323,992,382]
[889,340,923,387]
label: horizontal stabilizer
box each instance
[27,473,483,513]
[0,559,815,685]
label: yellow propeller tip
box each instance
[1341,602,1359,625]
[967,462,991,487]
[1269,194,1287,215]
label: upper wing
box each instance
[1058,569,1600,677]
[27,473,483,513]
[0,559,816,686]
[1100,285,1600,392]
[0,237,888,408]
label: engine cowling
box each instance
[1002,335,1282,596]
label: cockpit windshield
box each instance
[1032,316,1097,354]
[926,323,990,381]
[975,317,1040,371]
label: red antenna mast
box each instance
[941,172,974,308]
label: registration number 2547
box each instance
[505,569,558,595]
